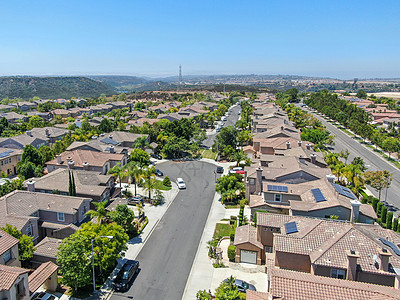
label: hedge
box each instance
[377,202,383,216]
[393,218,399,232]
[386,212,394,229]
[372,198,379,212]
[381,206,388,226]
[228,245,236,262]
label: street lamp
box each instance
[91,235,113,293]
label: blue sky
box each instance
[0,0,399,79]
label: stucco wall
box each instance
[275,251,311,273]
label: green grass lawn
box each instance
[202,149,217,160]
[213,222,234,238]
[154,180,172,191]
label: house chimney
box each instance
[45,128,50,136]
[350,199,362,222]
[56,155,62,164]
[109,146,115,153]
[26,130,32,137]
[109,135,113,139]
[281,126,284,131]
[310,154,317,164]
[27,180,35,192]
[83,161,89,171]
[286,142,291,149]
[67,160,75,168]
[255,166,263,194]
[298,141,302,147]
[346,250,360,281]
[326,174,336,183]
[306,143,311,150]
[378,247,392,272]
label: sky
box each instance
[0,0,399,79]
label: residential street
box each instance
[306,107,400,213]
[111,161,217,300]
[202,104,241,148]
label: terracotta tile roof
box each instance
[269,268,400,300]
[246,290,268,300]
[28,261,59,293]
[0,229,19,256]
[33,237,62,259]
[46,149,125,168]
[234,224,263,249]
[0,264,29,291]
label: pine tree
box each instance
[68,170,73,196]
[71,170,76,196]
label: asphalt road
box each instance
[202,104,241,148]
[304,106,400,213]
[111,161,217,300]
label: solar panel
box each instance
[100,138,119,145]
[267,185,288,193]
[0,150,13,158]
[285,221,298,234]
[333,183,356,200]
[311,188,326,202]
[379,237,400,256]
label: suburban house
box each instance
[27,111,52,122]
[31,237,63,268]
[0,148,22,177]
[234,213,400,288]
[15,101,37,111]
[0,112,28,124]
[0,104,15,112]
[26,168,117,201]
[51,109,71,119]
[46,149,127,175]
[253,267,400,299]
[0,264,30,300]
[0,190,91,243]
[0,229,20,267]
[29,127,70,144]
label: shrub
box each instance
[228,245,236,262]
[372,198,379,212]
[381,206,388,225]
[230,231,235,242]
[162,176,171,187]
[377,202,383,216]
[386,212,394,229]
[393,218,399,231]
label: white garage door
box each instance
[240,250,257,264]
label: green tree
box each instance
[108,204,137,236]
[130,148,151,167]
[38,145,54,165]
[364,170,393,201]
[356,90,368,99]
[229,150,249,166]
[216,174,245,204]
[98,118,114,133]
[17,161,42,179]
[124,162,142,196]
[133,136,150,150]
[21,144,42,165]
[387,212,394,229]
[0,224,35,264]
[143,176,157,200]
[214,276,241,300]
[28,115,45,128]
[382,137,400,158]
[196,290,212,300]
[85,201,109,224]
[108,163,127,189]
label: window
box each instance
[274,194,282,202]
[249,178,255,185]
[26,224,33,237]
[4,249,11,263]
[57,212,65,222]
[331,269,346,279]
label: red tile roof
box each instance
[0,264,28,291]
[28,261,59,293]
[0,229,19,256]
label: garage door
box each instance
[240,250,257,264]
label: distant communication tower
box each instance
[179,64,182,84]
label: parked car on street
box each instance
[176,178,186,189]
[224,278,256,293]
[216,166,224,173]
[127,196,143,206]
[155,169,163,176]
[113,260,140,292]
[31,292,59,300]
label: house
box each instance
[264,268,400,300]
[28,261,59,295]
[31,237,63,268]
[0,104,15,112]
[27,111,52,122]
[252,137,310,156]
[235,213,400,288]
[51,109,71,119]
[26,168,116,201]
[16,101,37,111]
[0,229,20,267]
[0,264,30,300]
[0,112,28,124]
[128,117,159,127]
[46,149,127,175]
[0,190,91,243]
[0,148,23,177]
[0,133,48,150]
[29,127,70,144]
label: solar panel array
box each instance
[379,237,400,256]
[267,185,289,192]
[285,221,298,234]
[0,150,13,158]
[333,183,356,200]
[311,188,327,202]
[100,138,119,146]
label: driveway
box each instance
[111,160,217,300]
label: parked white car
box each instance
[176,178,186,189]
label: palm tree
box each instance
[143,176,157,200]
[229,150,247,167]
[133,136,150,150]
[124,162,143,196]
[86,201,108,224]
[108,163,127,189]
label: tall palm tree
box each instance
[107,163,127,189]
[86,201,108,224]
[124,162,143,196]
[143,176,157,200]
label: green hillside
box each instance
[0,76,116,99]
[88,75,149,90]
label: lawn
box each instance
[213,222,234,239]
[202,149,217,160]
[154,179,172,191]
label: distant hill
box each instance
[88,75,149,90]
[0,76,116,99]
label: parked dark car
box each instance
[155,169,163,176]
[224,278,256,293]
[127,196,143,206]
[113,260,140,292]
[152,154,162,160]
[216,166,224,173]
